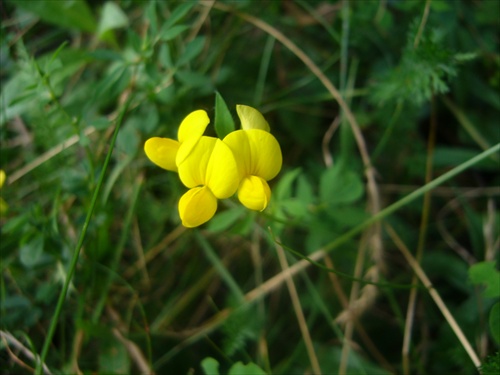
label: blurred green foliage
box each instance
[1,0,499,374]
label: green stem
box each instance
[441,95,497,161]
[195,231,245,303]
[91,174,143,323]
[254,35,275,107]
[372,100,404,162]
[36,96,132,375]
[34,58,96,184]
[323,143,500,254]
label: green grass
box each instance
[1,1,499,374]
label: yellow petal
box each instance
[177,109,210,143]
[236,105,270,132]
[205,139,239,199]
[0,170,5,188]
[223,129,282,181]
[177,136,217,188]
[144,137,180,172]
[238,175,271,211]
[178,186,217,227]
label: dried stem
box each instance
[385,224,481,370]
[275,240,322,375]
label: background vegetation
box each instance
[1,0,499,374]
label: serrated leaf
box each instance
[229,362,267,375]
[319,164,363,206]
[490,302,500,345]
[201,357,220,375]
[215,92,235,139]
[469,261,500,298]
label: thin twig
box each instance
[107,306,155,375]
[0,331,52,375]
[339,234,368,375]
[274,240,322,375]
[6,126,96,185]
[441,96,497,161]
[322,116,341,168]
[413,0,432,49]
[324,256,395,373]
[385,224,481,370]
[402,93,437,374]
[124,225,186,279]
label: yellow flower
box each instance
[223,105,282,211]
[0,169,7,214]
[144,110,209,172]
[144,104,282,227]
[176,136,239,227]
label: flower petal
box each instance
[236,105,270,131]
[178,186,217,227]
[223,129,282,181]
[205,139,239,199]
[238,175,271,211]
[177,136,217,188]
[177,109,210,143]
[144,137,180,172]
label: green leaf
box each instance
[274,168,302,201]
[469,261,500,298]
[319,164,364,206]
[208,206,245,233]
[490,302,500,345]
[177,36,206,66]
[145,1,158,37]
[159,24,190,41]
[371,22,467,105]
[97,2,129,40]
[10,0,97,33]
[201,357,220,375]
[214,92,235,139]
[229,362,267,375]
[116,119,140,155]
[98,335,130,374]
[158,44,173,69]
[480,352,500,375]
[20,235,44,268]
[164,2,196,29]
[175,70,213,88]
